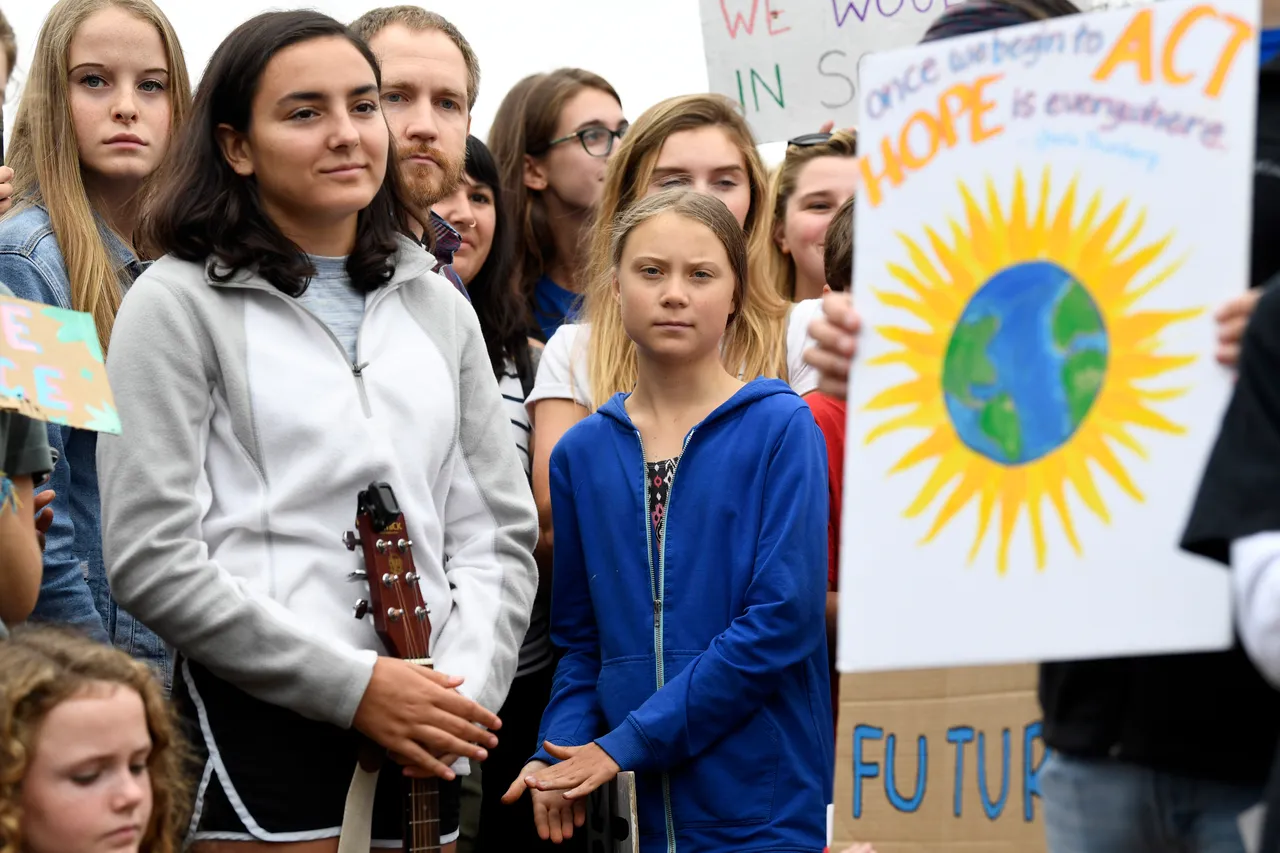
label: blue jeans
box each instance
[1041,752,1263,853]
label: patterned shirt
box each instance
[426,211,469,300]
[647,457,679,547]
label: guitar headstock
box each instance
[345,482,432,663]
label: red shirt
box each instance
[806,393,846,590]
[805,392,846,731]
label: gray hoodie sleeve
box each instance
[97,273,375,728]
[411,284,539,714]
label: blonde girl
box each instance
[0,626,190,853]
[506,189,831,851]
[0,0,191,678]
[761,130,858,301]
[527,93,822,548]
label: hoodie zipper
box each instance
[259,281,401,419]
[638,426,697,853]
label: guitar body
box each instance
[346,482,441,853]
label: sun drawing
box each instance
[864,167,1200,575]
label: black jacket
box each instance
[1038,54,1280,788]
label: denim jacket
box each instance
[0,204,170,685]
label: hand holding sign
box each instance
[0,294,120,433]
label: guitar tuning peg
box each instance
[353,599,369,620]
[342,531,360,551]
[346,570,367,583]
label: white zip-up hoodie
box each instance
[97,237,538,729]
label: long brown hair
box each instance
[141,10,406,298]
[582,93,787,410]
[0,627,190,853]
[487,68,620,328]
[6,0,192,354]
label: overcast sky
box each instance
[3,0,793,158]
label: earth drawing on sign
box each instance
[866,170,1197,573]
[942,261,1108,467]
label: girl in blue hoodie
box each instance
[503,188,833,852]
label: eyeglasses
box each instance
[786,132,833,148]
[537,123,629,158]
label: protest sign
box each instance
[0,294,120,433]
[698,0,960,143]
[832,666,1047,852]
[838,0,1256,672]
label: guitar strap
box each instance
[337,762,380,853]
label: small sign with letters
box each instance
[0,293,119,433]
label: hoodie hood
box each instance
[595,377,797,434]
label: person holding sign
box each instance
[0,281,54,636]
[504,189,831,851]
[96,11,537,850]
[1182,283,1280,853]
[805,0,1280,849]
[0,0,191,681]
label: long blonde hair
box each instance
[582,93,787,410]
[762,130,857,301]
[0,627,190,853]
[611,189,749,336]
[7,0,192,353]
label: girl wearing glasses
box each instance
[762,130,858,302]
[526,93,824,558]
[488,68,627,344]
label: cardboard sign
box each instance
[838,0,1255,672]
[0,294,119,433]
[697,0,958,143]
[833,665,1047,852]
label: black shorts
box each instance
[174,657,460,847]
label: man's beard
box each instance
[399,145,466,214]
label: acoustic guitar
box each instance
[345,481,442,853]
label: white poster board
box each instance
[838,0,1257,672]
[698,0,961,143]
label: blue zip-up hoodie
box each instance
[537,378,833,853]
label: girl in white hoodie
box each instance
[95,11,538,851]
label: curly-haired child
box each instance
[0,626,189,853]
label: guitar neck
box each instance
[406,775,440,853]
[347,488,439,853]
[406,656,439,852]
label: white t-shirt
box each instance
[526,298,824,412]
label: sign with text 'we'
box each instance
[699,0,959,143]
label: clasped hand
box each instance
[352,657,501,781]
[502,742,620,843]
